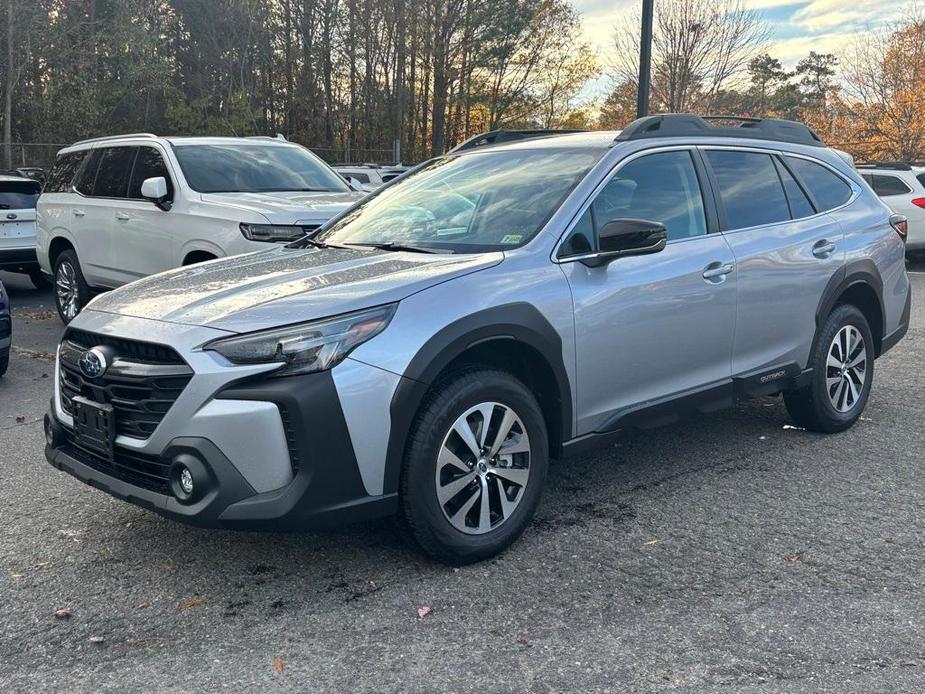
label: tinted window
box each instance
[73,150,102,196]
[92,147,136,198]
[916,173,925,189]
[596,151,706,241]
[174,143,350,194]
[129,147,174,199]
[346,172,370,183]
[558,151,706,256]
[44,151,87,193]
[786,157,851,211]
[707,150,790,229]
[774,157,815,218]
[870,174,911,196]
[0,179,41,209]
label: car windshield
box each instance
[173,143,350,194]
[0,180,41,209]
[316,148,603,253]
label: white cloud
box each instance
[791,0,904,31]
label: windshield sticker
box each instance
[500,234,523,244]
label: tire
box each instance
[53,250,90,325]
[28,268,51,290]
[400,368,549,565]
[784,304,874,433]
[0,349,8,377]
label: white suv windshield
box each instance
[317,149,602,252]
[173,143,349,194]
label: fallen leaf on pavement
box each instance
[274,657,284,673]
[782,424,805,431]
[516,634,532,646]
[53,609,71,620]
[417,605,432,619]
[642,539,659,546]
[89,636,104,644]
[135,602,150,609]
[784,553,800,562]
[15,416,24,424]
[178,597,205,611]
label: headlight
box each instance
[204,304,396,377]
[240,223,309,243]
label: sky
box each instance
[573,0,910,100]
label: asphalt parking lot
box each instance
[1,265,924,693]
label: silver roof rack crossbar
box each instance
[71,133,158,146]
[449,129,586,153]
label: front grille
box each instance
[61,429,170,495]
[59,330,193,439]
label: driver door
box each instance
[558,148,738,435]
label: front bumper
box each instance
[44,312,398,529]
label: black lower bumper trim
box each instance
[0,248,39,271]
[880,286,911,356]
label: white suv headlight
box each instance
[205,304,396,376]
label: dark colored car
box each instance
[0,279,10,377]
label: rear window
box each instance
[786,157,852,211]
[0,179,41,210]
[45,151,87,193]
[869,174,911,196]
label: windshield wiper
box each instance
[343,242,442,254]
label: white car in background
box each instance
[0,174,47,287]
[36,134,364,323]
[856,163,925,254]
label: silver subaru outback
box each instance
[45,115,912,564]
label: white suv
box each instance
[36,134,363,323]
[856,163,925,254]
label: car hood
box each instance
[85,246,503,333]
[199,190,364,223]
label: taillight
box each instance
[890,213,908,242]
[911,198,925,209]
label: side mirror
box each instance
[582,218,668,267]
[141,176,171,211]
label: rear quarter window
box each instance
[786,157,852,211]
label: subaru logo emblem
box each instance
[78,348,108,379]
[5,213,15,220]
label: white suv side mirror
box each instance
[141,176,168,200]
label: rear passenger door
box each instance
[559,148,738,435]
[704,148,850,379]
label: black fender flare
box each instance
[812,258,884,355]
[382,302,573,495]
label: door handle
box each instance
[702,262,735,281]
[812,239,836,258]
[72,209,85,217]
[115,212,130,221]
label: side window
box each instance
[128,147,174,199]
[73,149,102,196]
[916,173,925,189]
[774,157,815,219]
[706,150,790,229]
[785,156,852,211]
[870,174,911,197]
[558,151,707,257]
[92,147,136,198]
[44,151,87,193]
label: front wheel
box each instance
[400,369,549,564]
[784,304,874,433]
[53,250,90,325]
[28,268,51,290]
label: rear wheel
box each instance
[784,304,874,433]
[53,250,90,325]
[400,369,548,564]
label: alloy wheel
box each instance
[435,402,531,535]
[826,325,867,413]
[55,261,79,322]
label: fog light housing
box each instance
[179,467,194,495]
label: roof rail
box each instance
[615,114,825,148]
[71,133,158,146]
[855,161,921,171]
[449,129,586,153]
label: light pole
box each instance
[636,0,654,118]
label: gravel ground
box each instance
[1,265,924,693]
